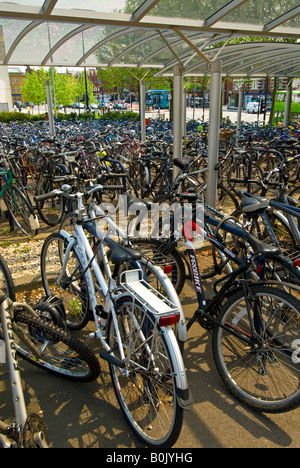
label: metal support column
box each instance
[182,88,187,137]
[284,81,292,127]
[173,65,183,179]
[207,60,222,208]
[140,80,146,142]
[45,79,55,137]
[236,85,243,139]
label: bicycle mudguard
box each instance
[131,259,188,343]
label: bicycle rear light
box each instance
[159,314,180,327]
[164,265,173,274]
[293,258,300,268]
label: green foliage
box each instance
[21,68,96,108]
[98,111,139,121]
[0,110,139,123]
[0,111,45,122]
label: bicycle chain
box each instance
[21,413,47,448]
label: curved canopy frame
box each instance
[1,0,300,211]
[0,0,299,76]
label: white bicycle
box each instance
[35,184,193,448]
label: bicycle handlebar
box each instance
[34,184,124,203]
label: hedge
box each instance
[0,110,140,123]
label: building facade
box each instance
[8,67,26,105]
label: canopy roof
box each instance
[0,0,300,76]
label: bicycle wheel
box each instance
[0,252,15,301]
[107,295,184,448]
[13,311,100,381]
[4,186,38,237]
[41,233,90,330]
[128,160,150,197]
[212,285,300,413]
[129,238,186,295]
[35,177,65,226]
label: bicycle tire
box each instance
[41,233,90,330]
[129,238,186,295]
[0,252,15,301]
[13,311,100,382]
[212,285,300,413]
[4,186,38,237]
[35,177,65,226]
[107,295,184,448]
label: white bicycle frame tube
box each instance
[0,297,27,431]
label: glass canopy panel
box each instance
[88,29,156,65]
[9,21,77,65]
[223,0,300,26]
[50,25,126,66]
[0,18,32,63]
[283,15,300,28]
[9,22,51,64]
[145,0,230,21]
[0,0,44,5]
[55,0,145,14]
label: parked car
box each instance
[70,102,84,109]
[23,101,34,108]
[246,101,259,113]
[13,101,22,109]
[113,103,127,110]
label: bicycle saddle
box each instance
[104,237,142,264]
[173,158,194,170]
[243,231,281,258]
[125,193,153,209]
[238,191,269,213]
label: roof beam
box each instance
[173,28,211,64]
[130,0,160,23]
[40,0,58,17]
[263,6,300,32]
[204,0,248,27]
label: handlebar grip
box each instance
[34,191,59,203]
[101,185,124,191]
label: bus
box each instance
[275,90,300,115]
[145,90,170,109]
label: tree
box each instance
[21,68,96,110]
[74,71,96,106]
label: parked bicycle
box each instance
[35,183,193,448]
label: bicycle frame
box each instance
[79,193,188,343]
[54,189,190,395]
[0,169,19,230]
[182,216,258,341]
[0,294,47,448]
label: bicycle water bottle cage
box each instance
[104,237,142,264]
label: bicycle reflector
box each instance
[164,265,173,274]
[159,314,180,327]
[293,258,300,268]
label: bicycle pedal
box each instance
[100,351,125,368]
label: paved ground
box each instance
[23,102,266,126]
[1,224,300,449]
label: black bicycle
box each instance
[131,198,300,413]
